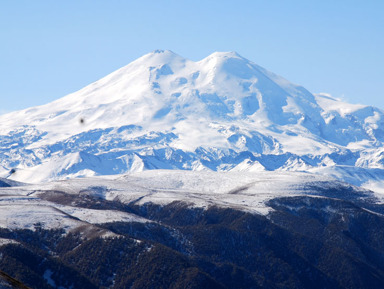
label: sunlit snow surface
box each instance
[0,170,378,233]
[0,50,384,194]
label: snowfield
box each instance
[0,50,383,196]
[0,170,378,233]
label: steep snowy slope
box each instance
[1,50,384,190]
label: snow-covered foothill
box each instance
[3,170,373,217]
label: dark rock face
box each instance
[0,192,384,288]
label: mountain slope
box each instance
[0,170,384,288]
[1,50,384,190]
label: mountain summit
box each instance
[1,50,384,189]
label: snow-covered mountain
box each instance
[1,50,384,191]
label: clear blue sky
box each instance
[1,0,383,114]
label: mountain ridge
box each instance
[1,169,384,289]
[1,50,384,191]
[1,48,384,287]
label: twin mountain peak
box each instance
[1,50,384,188]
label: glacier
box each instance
[1,49,384,193]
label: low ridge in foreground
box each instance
[0,170,383,288]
